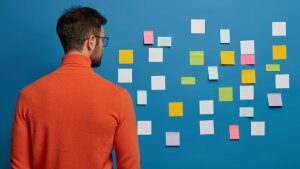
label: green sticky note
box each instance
[181,77,196,85]
[190,51,204,65]
[219,87,233,102]
[266,64,280,72]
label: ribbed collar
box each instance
[60,53,92,69]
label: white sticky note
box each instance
[166,132,180,146]
[149,48,163,62]
[267,93,283,107]
[275,74,290,89]
[240,40,255,55]
[199,120,214,135]
[240,85,254,100]
[199,100,214,115]
[239,107,254,117]
[137,90,147,105]
[220,29,230,43]
[118,68,132,83]
[191,19,205,34]
[151,76,166,90]
[157,37,172,47]
[251,121,265,136]
[208,66,219,80]
[272,22,286,36]
[137,121,152,135]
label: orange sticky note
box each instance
[241,69,256,84]
[144,31,154,45]
[220,51,235,65]
[169,102,183,117]
[229,125,239,140]
[119,50,133,64]
[241,55,255,65]
[273,45,287,60]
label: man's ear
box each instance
[87,36,96,51]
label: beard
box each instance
[90,45,103,68]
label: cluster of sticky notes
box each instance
[120,20,291,145]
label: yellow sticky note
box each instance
[169,102,183,117]
[273,45,287,60]
[241,70,256,84]
[119,50,133,64]
[220,51,235,65]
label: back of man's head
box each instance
[56,7,107,53]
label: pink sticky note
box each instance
[144,31,154,45]
[229,125,239,140]
[241,55,255,65]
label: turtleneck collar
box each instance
[60,53,92,69]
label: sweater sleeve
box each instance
[113,89,140,169]
[10,91,32,169]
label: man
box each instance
[11,7,140,169]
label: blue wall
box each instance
[1,0,300,168]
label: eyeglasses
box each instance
[85,35,109,48]
[94,35,109,47]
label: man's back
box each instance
[11,54,140,169]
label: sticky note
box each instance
[166,132,180,146]
[144,31,154,44]
[208,66,219,80]
[239,107,254,117]
[220,29,230,43]
[267,93,283,107]
[199,100,214,115]
[241,55,255,65]
[266,64,280,72]
[240,40,255,55]
[151,76,165,90]
[273,45,287,60]
[220,51,235,65]
[219,87,233,102]
[275,74,289,89]
[118,69,132,83]
[272,22,286,36]
[137,121,152,135]
[199,120,214,135]
[251,121,265,136]
[229,125,239,140]
[169,102,183,117]
[181,77,196,85]
[137,90,147,105]
[241,70,256,84]
[190,51,204,65]
[119,50,133,64]
[158,37,172,47]
[149,48,163,62]
[240,85,254,100]
[191,19,205,34]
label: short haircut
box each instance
[56,7,107,53]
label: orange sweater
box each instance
[11,53,140,169]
